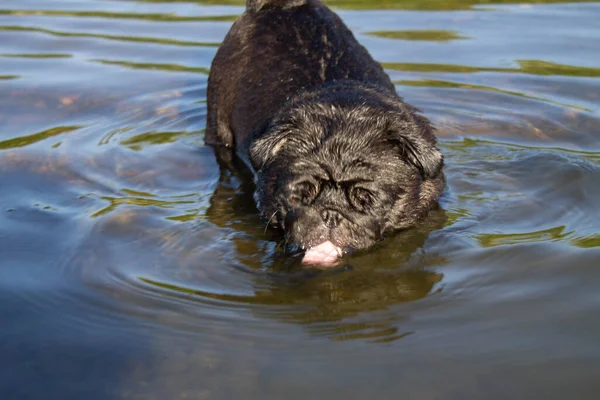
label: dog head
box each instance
[249,89,444,252]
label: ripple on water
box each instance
[2,99,600,348]
[2,1,600,398]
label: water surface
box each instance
[1,0,600,399]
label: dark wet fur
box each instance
[206,0,445,251]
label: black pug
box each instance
[206,0,445,264]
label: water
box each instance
[1,0,599,398]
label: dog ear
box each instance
[249,130,291,171]
[390,133,444,180]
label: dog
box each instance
[206,0,445,264]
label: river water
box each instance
[1,0,599,399]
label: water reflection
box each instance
[6,140,447,346]
[140,146,449,342]
[2,0,600,398]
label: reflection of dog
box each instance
[203,157,448,338]
[206,0,445,254]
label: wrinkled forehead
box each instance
[289,144,400,182]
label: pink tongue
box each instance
[302,241,342,265]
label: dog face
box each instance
[249,98,444,252]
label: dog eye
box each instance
[290,180,318,205]
[349,187,374,209]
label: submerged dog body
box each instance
[206,0,445,256]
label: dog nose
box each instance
[321,209,342,228]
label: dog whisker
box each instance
[264,210,278,234]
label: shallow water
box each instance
[1,0,600,398]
